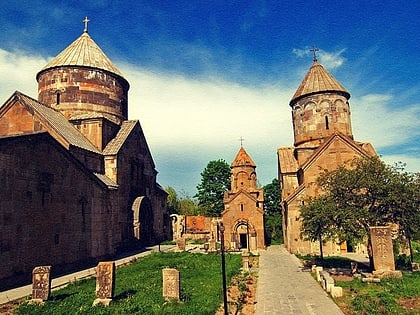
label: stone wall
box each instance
[0,133,111,287]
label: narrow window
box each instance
[56,92,60,105]
[325,116,329,130]
[240,204,244,211]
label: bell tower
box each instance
[230,146,258,192]
[289,52,353,163]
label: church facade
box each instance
[278,57,376,255]
[0,24,168,288]
[222,146,265,252]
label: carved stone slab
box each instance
[162,268,180,301]
[176,237,186,251]
[31,265,52,301]
[95,261,115,299]
[370,226,395,272]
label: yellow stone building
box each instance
[222,146,265,252]
[278,57,376,255]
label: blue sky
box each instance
[0,1,419,196]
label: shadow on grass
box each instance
[297,255,369,270]
[114,289,137,301]
[50,293,76,301]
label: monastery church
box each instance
[278,54,377,255]
[0,22,169,287]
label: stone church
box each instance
[0,23,168,288]
[278,56,376,255]
[222,146,265,251]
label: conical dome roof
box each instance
[37,30,125,81]
[231,147,256,168]
[290,60,350,107]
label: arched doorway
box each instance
[132,196,154,245]
[233,220,256,250]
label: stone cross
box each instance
[310,46,319,62]
[370,226,395,272]
[93,261,115,306]
[162,268,180,301]
[31,265,52,302]
[83,17,90,33]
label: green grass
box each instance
[335,272,420,315]
[14,252,242,315]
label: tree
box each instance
[302,156,420,268]
[195,159,231,217]
[263,178,283,244]
[299,195,336,260]
[166,186,179,214]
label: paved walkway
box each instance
[255,245,344,315]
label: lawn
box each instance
[298,251,420,315]
[335,272,420,315]
[14,251,242,315]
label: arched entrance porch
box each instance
[132,196,154,246]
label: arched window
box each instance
[325,116,329,130]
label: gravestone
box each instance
[31,265,52,303]
[162,268,180,301]
[370,226,402,278]
[242,251,250,271]
[93,261,115,306]
[176,237,186,251]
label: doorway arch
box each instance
[132,196,154,245]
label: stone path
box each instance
[255,245,344,315]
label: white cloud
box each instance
[292,47,346,70]
[0,48,47,100]
[0,47,418,194]
[352,93,420,148]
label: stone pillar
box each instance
[93,261,115,306]
[176,237,186,251]
[162,268,180,301]
[370,226,402,278]
[242,252,250,271]
[31,266,52,303]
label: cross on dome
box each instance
[83,17,90,33]
[310,46,319,62]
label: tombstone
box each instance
[93,261,115,306]
[370,226,402,278]
[31,265,52,303]
[242,251,250,271]
[208,239,216,251]
[176,237,186,251]
[162,268,180,301]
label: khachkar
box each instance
[93,261,116,306]
[162,268,180,301]
[370,226,402,278]
[31,266,52,303]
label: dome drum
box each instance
[37,67,128,124]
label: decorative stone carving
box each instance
[31,265,52,302]
[162,268,180,301]
[93,261,115,306]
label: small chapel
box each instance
[222,146,265,251]
[278,54,377,255]
[0,20,169,288]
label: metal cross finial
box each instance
[239,136,245,147]
[310,46,319,62]
[83,17,90,33]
